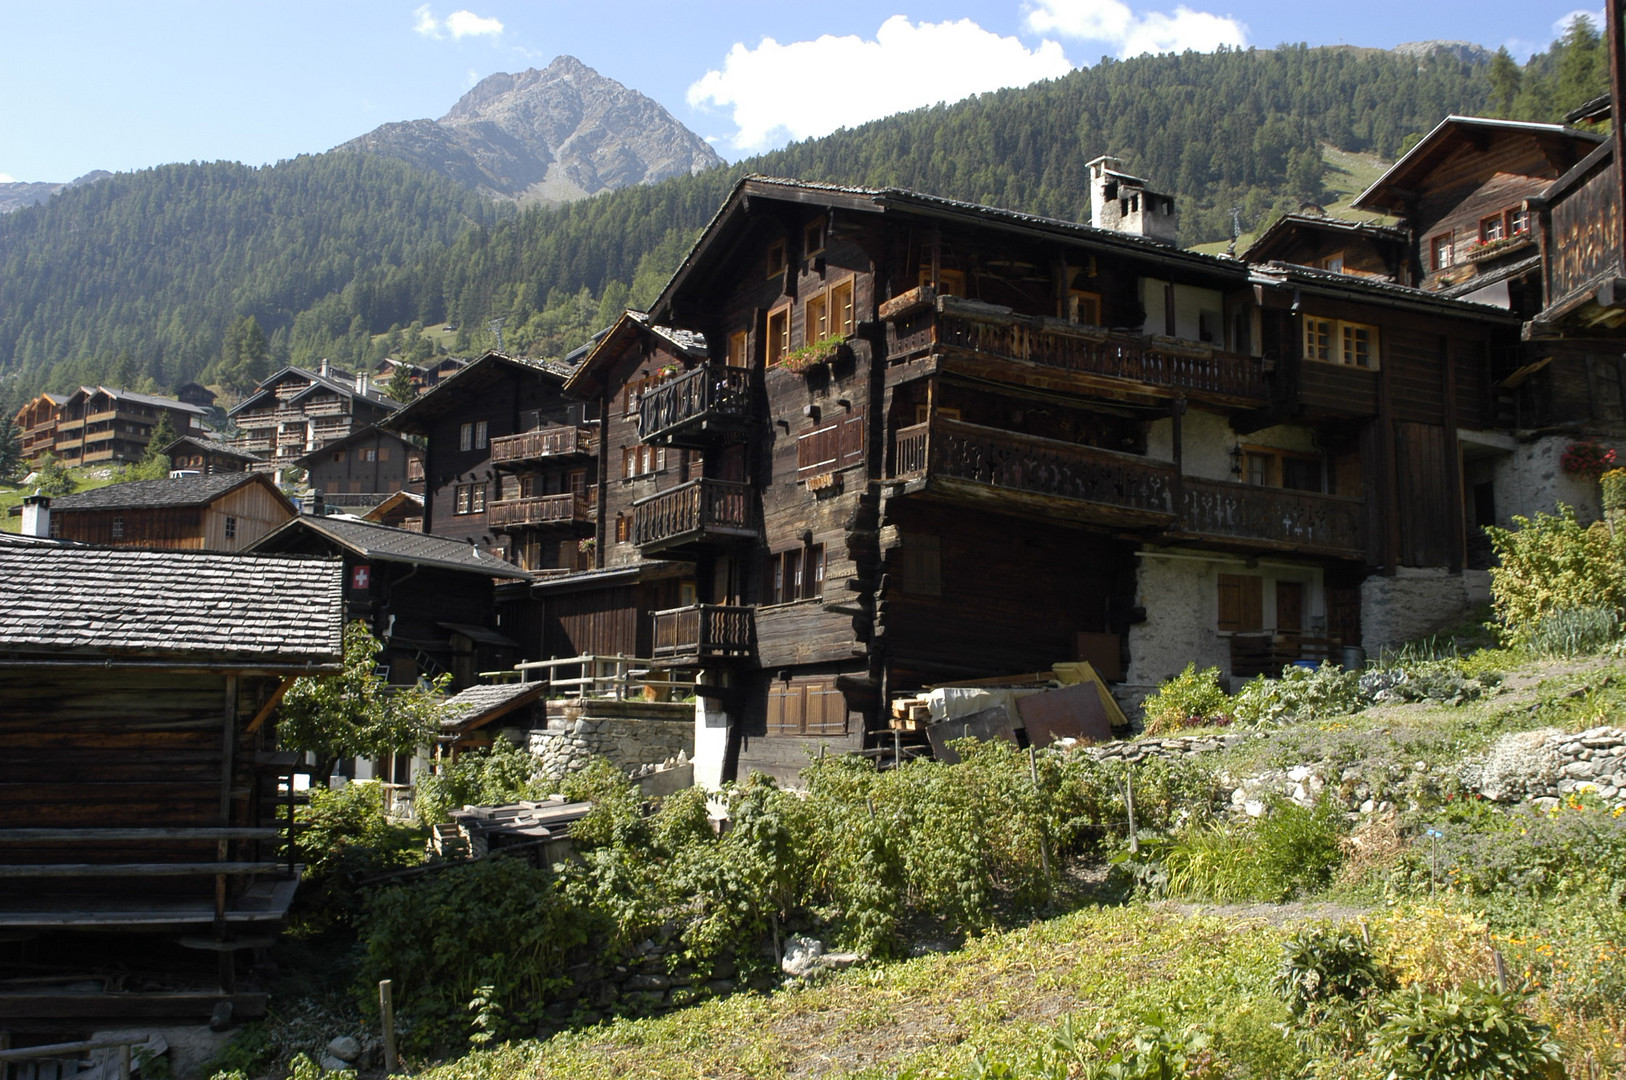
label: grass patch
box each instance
[0,468,122,533]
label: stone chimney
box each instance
[20,493,51,538]
[355,371,371,396]
[1087,155,1178,245]
[318,358,332,378]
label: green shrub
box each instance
[360,857,590,1052]
[1140,663,1232,734]
[1273,923,1393,1053]
[294,780,425,927]
[1232,663,1364,726]
[1487,506,1626,646]
[1162,798,1345,902]
[415,738,544,826]
[1368,983,1562,1080]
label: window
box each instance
[454,482,486,514]
[1320,252,1346,273]
[766,305,790,365]
[1429,233,1454,271]
[622,444,668,478]
[459,422,473,452]
[728,330,749,368]
[1508,207,1530,236]
[1479,213,1505,243]
[1302,317,1379,368]
[224,515,237,539]
[1063,289,1102,325]
[1241,446,1324,493]
[804,219,825,255]
[474,420,488,450]
[805,292,829,343]
[1217,574,1263,633]
[362,447,378,462]
[332,451,345,462]
[766,238,786,278]
[797,409,865,477]
[829,278,855,337]
[111,515,124,540]
[919,266,964,297]
[615,513,630,543]
[766,543,825,603]
[766,677,848,736]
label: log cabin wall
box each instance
[0,669,279,903]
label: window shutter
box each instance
[797,423,840,476]
[1217,574,1262,632]
[838,410,864,467]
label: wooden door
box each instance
[1276,582,1304,632]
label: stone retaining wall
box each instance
[528,708,695,782]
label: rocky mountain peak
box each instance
[338,56,723,205]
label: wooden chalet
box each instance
[0,543,343,1028]
[383,351,593,570]
[12,392,68,462]
[228,362,399,469]
[51,387,207,467]
[293,424,423,513]
[362,489,425,531]
[37,473,296,552]
[557,172,1521,782]
[247,514,529,690]
[1242,214,1412,284]
[164,433,267,475]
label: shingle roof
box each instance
[164,435,267,462]
[439,681,548,731]
[0,546,344,667]
[249,515,532,580]
[50,473,272,512]
[1248,262,1524,321]
[385,352,576,432]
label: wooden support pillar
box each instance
[1442,335,1465,574]
[1611,0,1626,272]
[1170,397,1186,524]
[217,677,239,994]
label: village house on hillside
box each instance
[13,386,207,467]
[164,432,268,475]
[18,472,296,551]
[0,542,343,1023]
[229,361,400,472]
[292,423,423,514]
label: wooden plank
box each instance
[0,829,279,843]
[244,676,296,734]
[0,992,267,1021]
[0,863,279,879]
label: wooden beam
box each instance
[0,828,279,843]
[244,676,297,735]
[1611,0,1626,273]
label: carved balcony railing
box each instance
[892,418,1367,558]
[636,365,753,446]
[489,426,595,466]
[1178,479,1366,559]
[891,418,1176,528]
[884,294,1270,406]
[1536,143,1623,323]
[487,492,593,530]
[651,604,756,663]
[631,479,760,554]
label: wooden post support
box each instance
[1123,769,1139,854]
[379,980,399,1074]
[119,1043,131,1080]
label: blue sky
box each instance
[0,1,1606,183]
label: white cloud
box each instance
[1024,0,1246,57]
[688,16,1072,154]
[413,5,503,41]
[1552,8,1605,36]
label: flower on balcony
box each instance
[656,363,681,379]
[577,537,597,554]
[777,334,847,374]
[1561,439,1617,479]
[1462,231,1532,262]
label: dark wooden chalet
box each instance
[0,543,343,1027]
[37,473,296,552]
[384,351,591,571]
[229,362,400,469]
[53,387,208,468]
[12,392,68,462]
[247,515,530,690]
[164,433,267,475]
[362,490,425,531]
[293,424,423,513]
[1242,214,1412,284]
[563,174,1522,782]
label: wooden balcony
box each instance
[489,426,595,466]
[891,418,1366,558]
[651,604,756,664]
[1534,143,1626,331]
[487,492,593,530]
[632,479,759,556]
[886,294,1270,407]
[636,365,753,447]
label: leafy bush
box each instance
[1359,659,1500,706]
[1368,984,1561,1080]
[360,857,590,1052]
[294,781,425,927]
[1140,663,1233,734]
[1487,507,1626,646]
[1232,663,1365,727]
[416,738,544,826]
[1273,923,1393,1054]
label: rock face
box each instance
[335,56,723,204]
[0,171,112,214]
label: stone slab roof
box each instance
[250,515,531,580]
[49,473,266,512]
[164,435,267,462]
[439,681,548,732]
[0,545,344,668]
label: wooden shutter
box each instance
[797,423,840,476]
[806,680,849,735]
[1217,574,1262,632]
[838,410,864,468]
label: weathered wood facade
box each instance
[50,387,207,467]
[0,542,343,1025]
[294,424,422,510]
[42,473,297,552]
[229,363,399,468]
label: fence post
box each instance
[1028,745,1053,890]
[380,979,399,1074]
[1124,768,1139,854]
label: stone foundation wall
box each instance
[529,708,695,781]
[1493,433,1617,528]
[1359,567,1487,656]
